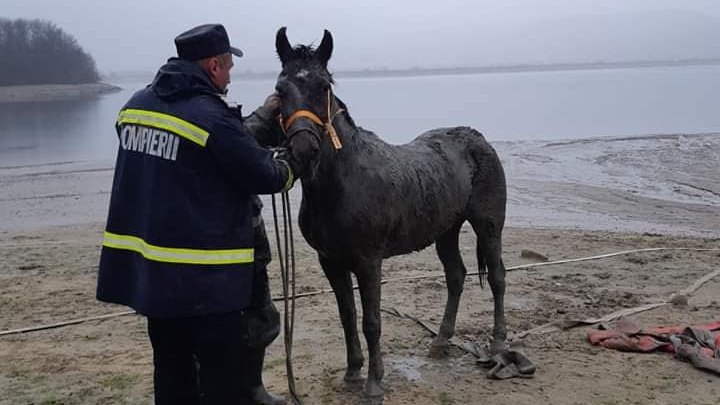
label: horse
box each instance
[274,27,509,398]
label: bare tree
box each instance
[0,18,100,86]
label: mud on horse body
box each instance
[275,27,509,398]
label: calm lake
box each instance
[1,65,719,167]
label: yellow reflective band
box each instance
[103,232,254,265]
[118,109,209,147]
[279,159,294,192]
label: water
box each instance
[0,85,141,167]
[1,65,719,167]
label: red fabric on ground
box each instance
[587,320,720,356]
[587,330,626,345]
[591,334,667,353]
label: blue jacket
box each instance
[97,58,292,318]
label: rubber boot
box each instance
[247,347,286,405]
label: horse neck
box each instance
[332,99,389,151]
[300,109,356,189]
[301,97,391,190]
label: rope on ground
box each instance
[380,307,490,359]
[0,240,92,248]
[512,303,670,339]
[513,267,720,339]
[0,310,136,337]
[269,247,720,301]
[674,268,720,297]
[0,247,718,338]
[383,266,720,351]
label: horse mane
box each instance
[334,96,356,127]
[333,96,389,150]
[290,45,315,61]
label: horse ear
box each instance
[276,26,293,66]
[315,29,333,66]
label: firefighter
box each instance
[97,23,312,404]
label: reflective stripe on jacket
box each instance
[97,58,291,317]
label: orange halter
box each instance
[281,89,343,150]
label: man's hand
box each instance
[272,134,319,180]
[255,92,281,122]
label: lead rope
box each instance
[325,90,343,150]
[271,192,302,404]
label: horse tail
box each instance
[465,128,507,290]
[476,241,488,288]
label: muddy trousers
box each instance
[148,311,270,405]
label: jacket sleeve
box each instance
[243,107,285,148]
[206,108,294,195]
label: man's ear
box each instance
[207,57,222,78]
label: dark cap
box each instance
[174,24,243,61]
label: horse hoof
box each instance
[428,343,449,358]
[343,369,364,383]
[365,379,384,398]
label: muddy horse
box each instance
[275,27,508,397]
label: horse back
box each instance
[299,126,505,259]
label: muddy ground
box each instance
[1,223,719,404]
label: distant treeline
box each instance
[0,18,100,86]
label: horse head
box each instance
[275,27,343,179]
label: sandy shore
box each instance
[1,225,718,404]
[0,133,719,404]
[0,83,121,103]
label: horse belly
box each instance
[385,196,466,256]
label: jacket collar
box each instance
[151,58,223,100]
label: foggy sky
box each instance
[3,0,720,74]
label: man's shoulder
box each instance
[122,86,153,109]
[193,94,240,120]
[120,89,245,136]
[178,95,250,139]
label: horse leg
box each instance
[354,257,384,397]
[470,218,508,354]
[429,222,466,358]
[319,255,364,382]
